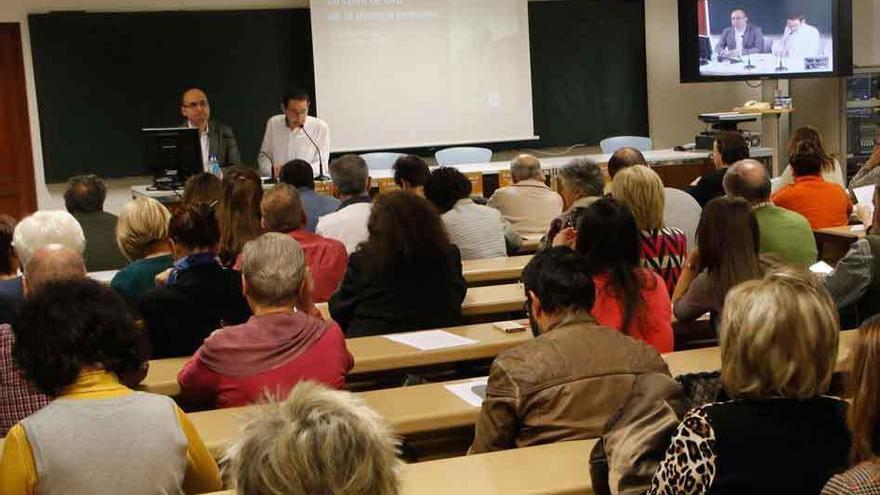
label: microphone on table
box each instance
[258,151,275,183]
[301,124,329,182]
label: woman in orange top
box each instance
[772,153,852,229]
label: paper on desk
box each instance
[854,185,876,205]
[810,261,834,274]
[444,377,489,408]
[852,224,867,232]
[385,330,477,351]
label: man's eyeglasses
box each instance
[182,100,209,109]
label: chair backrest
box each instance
[359,152,405,170]
[434,147,493,167]
[599,136,653,154]
[663,187,701,249]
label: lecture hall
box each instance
[1,0,880,493]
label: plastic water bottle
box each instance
[208,154,221,178]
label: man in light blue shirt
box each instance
[279,160,340,232]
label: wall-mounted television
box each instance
[679,0,853,83]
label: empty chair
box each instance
[359,152,405,170]
[434,147,492,166]
[600,136,653,154]
[663,187,701,249]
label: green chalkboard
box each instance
[29,1,647,182]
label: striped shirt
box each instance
[823,462,880,495]
[639,228,688,296]
[442,199,507,260]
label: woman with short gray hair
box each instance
[539,158,605,250]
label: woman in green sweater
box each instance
[111,197,174,306]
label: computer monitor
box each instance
[143,127,203,189]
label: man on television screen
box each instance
[714,8,765,60]
[772,13,822,60]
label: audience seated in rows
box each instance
[425,166,509,260]
[611,165,688,295]
[650,268,850,494]
[330,191,466,337]
[228,382,401,494]
[217,166,263,267]
[254,184,347,303]
[178,233,352,409]
[317,154,372,254]
[672,197,763,326]
[138,203,251,359]
[688,131,750,207]
[183,172,222,205]
[823,181,880,323]
[822,316,880,494]
[0,244,86,436]
[0,278,222,493]
[110,197,174,306]
[64,175,128,271]
[280,159,341,232]
[772,152,852,229]
[392,154,431,197]
[1,211,85,325]
[607,146,647,179]
[777,126,846,190]
[540,158,605,250]
[487,154,563,236]
[724,159,818,267]
[470,247,684,494]
[0,215,21,324]
[849,138,880,190]
[566,199,674,353]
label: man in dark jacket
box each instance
[180,87,242,168]
[714,8,765,59]
[64,175,128,271]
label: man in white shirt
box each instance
[180,88,241,171]
[772,13,822,61]
[258,88,331,179]
[487,154,562,236]
[316,155,371,254]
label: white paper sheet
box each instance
[88,270,118,283]
[854,185,876,206]
[385,330,478,351]
[810,261,834,274]
[444,377,489,408]
[852,224,867,232]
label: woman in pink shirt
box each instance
[573,198,674,353]
[178,232,352,408]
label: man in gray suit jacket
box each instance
[180,87,242,168]
[714,8,765,59]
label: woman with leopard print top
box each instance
[649,267,851,494]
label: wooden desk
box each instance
[204,439,596,495]
[462,255,532,284]
[315,283,525,320]
[814,225,867,264]
[140,322,532,397]
[519,235,542,254]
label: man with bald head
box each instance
[0,244,86,435]
[723,159,817,267]
[607,147,647,178]
[180,87,242,171]
[487,154,563,236]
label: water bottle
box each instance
[208,154,221,178]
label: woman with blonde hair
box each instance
[612,165,688,295]
[229,381,401,495]
[822,317,880,494]
[777,126,845,189]
[218,166,263,267]
[111,197,173,305]
[650,267,850,494]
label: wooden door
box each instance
[0,23,37,219]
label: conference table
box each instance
[204,438,598,495]
[701,53,834,77]
[131,147,775,203]
[187,329,857,459]
[140,321,532,397]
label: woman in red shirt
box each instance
[573,198,674,353]
[177,232,352,409]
